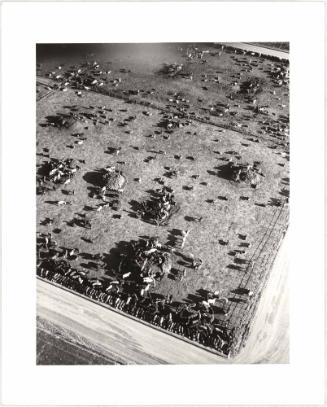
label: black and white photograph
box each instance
[36,42,290,364]
[1,2,325,405]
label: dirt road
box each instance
[221,43,289,60]
[37,232,288,364]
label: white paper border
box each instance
[1,1,325,405]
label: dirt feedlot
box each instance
[36,43,289,361]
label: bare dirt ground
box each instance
[37,43,289,360]
[37,230,288,364]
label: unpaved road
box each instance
[222,43,289,60]
[37,232,288,364]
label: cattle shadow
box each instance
[227,264,244,271]
[279,188,289,198]
[166,228,182,247]
[102,239,137,279]
[105,147,119,155]
[83,169,105,188]
[281,177,289,186]
[168,268,179,280]
[79,252,96,261]
[128,199,142,218]
[196,288,211,299]
[184,288,210,304]
[37,160,52,178]
[41,113,75,128]
[184,293,203,304]
[233,257,248,265]
[268,197,283,207]
[230,287,251,295]
[228,297,247,304]
[83,205,94,212]
[81,237,93,243]
[215,163,234,181]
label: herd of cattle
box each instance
[37,233,235,357]
[37,43,289,358]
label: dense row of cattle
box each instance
[37,255,234,357]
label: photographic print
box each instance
[36,42,289,365]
